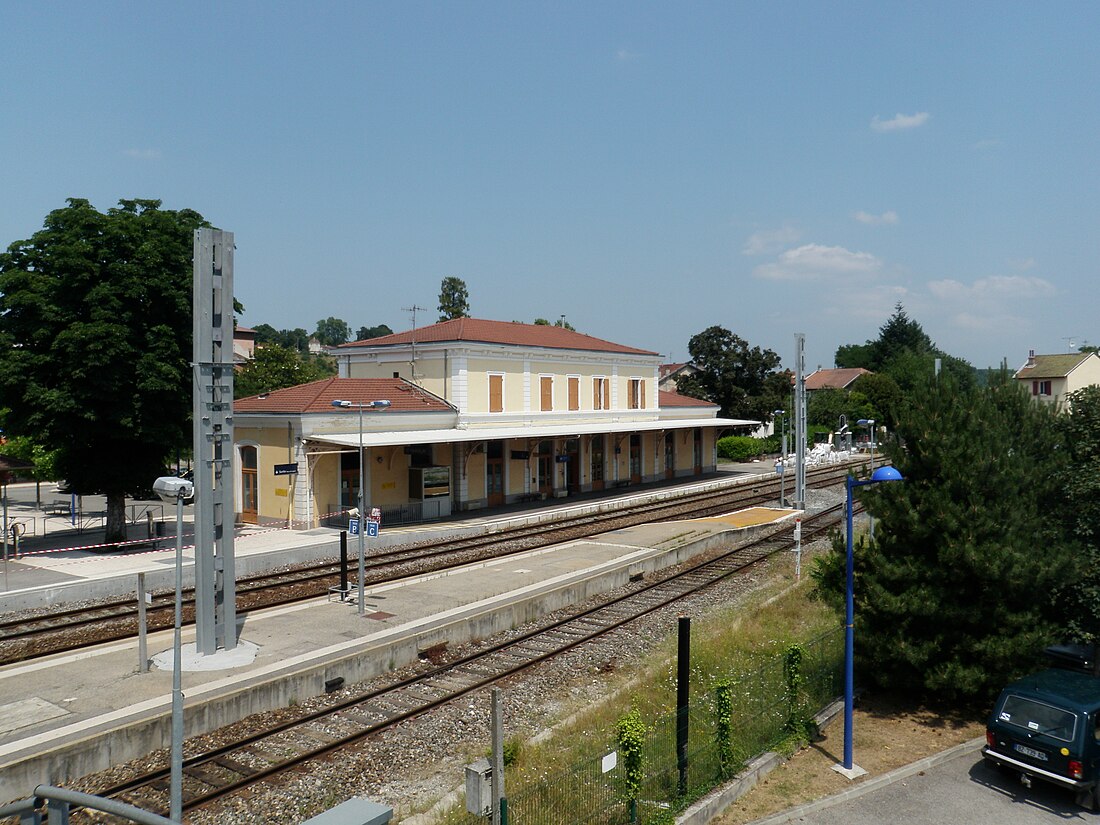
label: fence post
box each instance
[491,687,505,825]
[677,616,690,797]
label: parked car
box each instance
[983,645,1100,810]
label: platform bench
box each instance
[46,500,71,516]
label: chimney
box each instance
[1027,349,1036,367]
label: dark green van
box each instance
[984,662,1100,809]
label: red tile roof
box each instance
[337,318,658,356]
[234,378,454,414]
[804,368,871,391]
[659,390,717,408]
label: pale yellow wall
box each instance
[675,429,694,470]
[500,439,534,494]
[236,425,298,522]
[467,357,526,413]
[616,374,655,411]
[312,453,341,521]
[369,447,409,506]
[1068,357,1100,393]
[466,452,487,499]
[462,355,656,415]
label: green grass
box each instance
[430,553,842,824]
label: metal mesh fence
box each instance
[445,627,843,825]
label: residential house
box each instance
[804,367,871,394]
[1014,350,1100,408]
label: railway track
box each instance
[77,502,848,820]
[0,463,859,665]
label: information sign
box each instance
[366,520,379,538]
[348,518,360,536]
[274,463,299,476]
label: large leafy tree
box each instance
[438,276,470,321]
[848,372,903,430]
[355,324,393,341]
[675,326,788,421]
[0,198,207,542]
[313,316,350,347]
[815,376,1078,705]
[253,324,311,352]
[234,344,336,399]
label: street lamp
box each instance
[331,398,391,615]
[152,475,194,823]
[836,464,903,779]
[773,410,787,507]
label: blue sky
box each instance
[2,2,1097,372]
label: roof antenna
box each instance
[402,304,427,383]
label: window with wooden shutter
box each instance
[602,377,610,409]
[541,376,553,411]
[629,378,642,410]
[489,374,503,413]
[568,376,579,411]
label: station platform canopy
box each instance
[306,416,757,450]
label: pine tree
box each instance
[822,375,1077,705]
[1055,385,1100,642]
[438,277,470,321]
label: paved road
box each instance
[783,749,1093,824]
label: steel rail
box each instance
[0,464,857,664]
[87,504,849,817]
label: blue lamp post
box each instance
[837,464,903,778]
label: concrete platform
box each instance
[0,466,777,613]
[0,472,794,804]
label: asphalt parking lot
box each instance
[777,748,1094,825]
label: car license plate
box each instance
[1014,744,1048,761]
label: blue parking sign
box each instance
[366,520,379,537]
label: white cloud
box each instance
[753,243,882,281]
[926,275,1058,338]
[823,284,910,321]
[870,112,930,132]
[854,210,899,225]
[615,48,639,62]
[124,148,161,160]
[928,275,1056,302]
[742,225,801,256]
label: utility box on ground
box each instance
[299,796,392,825]
[465,758,493,817]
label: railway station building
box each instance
[233,318,756,528]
